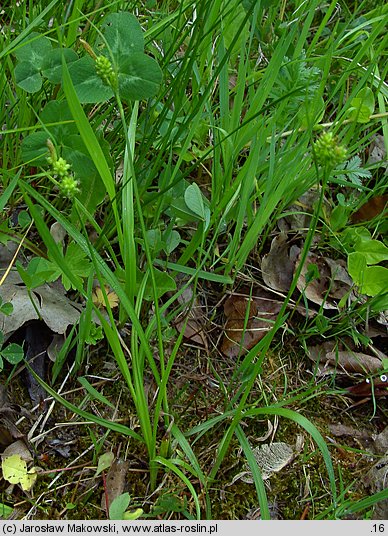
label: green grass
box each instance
[0,0,387,521]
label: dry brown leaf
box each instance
[295,252,336,309]
[221,288,282,358]
[92,285,119,310]
[308,341,384,374]
[364,455,388,519]
[0,271,82,337]
[174,284,207,348]
[261,233,295,292]
[295,253,353,310]
[101,458,130,512]
[350,195,388,223]
[325,350,383,374]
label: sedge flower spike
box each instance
[95,56,118,89]
[314,131,347,168]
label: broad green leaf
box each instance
[349,87,375,123]
[358,266,388,296]
[14,33,52,63]
[355,239,388,264]
[1,343,24,365]
[348,251,367,286]
[14,61,42,93]
[21,132,51,165]
[95,451,115,476]
[184,183,206,220]
[0,502,13,519]
[69,56,114,103]
[109,492,131,520]
[119,54,162,100]
[48,242,92,291]
[20,469,38,492]
[123,508,143,520]
[41,48,78,84]
[0,301,13,316]
[99,13,144,66]
[164,230,180,254]
[137,267,176,300]
[40,100,77,140]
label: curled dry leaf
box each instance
[346,377,387,398]
[281,188,330,231]
[221,288,282,358]
[261,233,295,292]
[295,252,353,310]
[232,439,301,484]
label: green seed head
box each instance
[314,131,347,168]
[59,175,80,199]
[52,157,71,177]
[95,55,117,89]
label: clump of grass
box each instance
[0,0,387,520]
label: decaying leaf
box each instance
[308,340,384,374]
[364,455,388,519]
[2,440,32,462]
[232,441,296,484]
[1,452,38,491]
[295,252,353,309]
[101,458,130,512]
[221,288,282,358]
[0,271,82,338]
[281,188,331,231]
[174,282,207,348]
[92,285,119,310]
[0,385,31,451]
[261,233,295,292]
[350,195,388,223]
[346,375,388,398]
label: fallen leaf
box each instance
[101,458,130,512]
[221,288,282,358]
[1,453,38,491]
[346,376,387,398]
[295,253,353,310]
[92,286,119,310]
[0,271,82,338]
[261,233,295,292]
[174,282,207,348]
[232,441,298,484]
[373,426,388,455]
[325,351,383,374]
[2,440,32,462]
[363,454,388,519]
[0,385,30,451]
[351,195,388,223]
[308,341,384,374]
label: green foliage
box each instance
[0,331,24,371]
[348,87,375,123]
[12,13,162,103]
[109,493,143,521]
[347,236,388,299]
